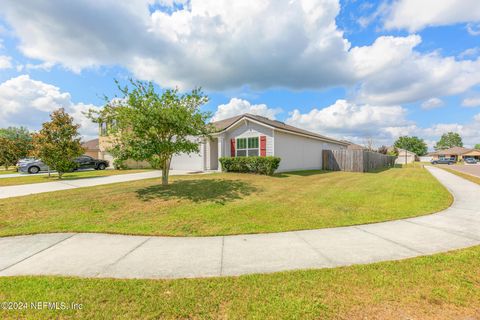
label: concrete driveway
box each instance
[445,164,480,178]
[0,170,206,199]
[0,166,479,279]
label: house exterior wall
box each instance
[223,120,274,157]
[273,131,345,172]
[394,154,416,165]
[84,149,100,158]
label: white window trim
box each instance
[235,136,260,157]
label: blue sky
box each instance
[0,0,479,149]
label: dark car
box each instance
[431,158,456,165]
[465,158,478,165]
[19,155,109,174]
[74,155,109,171]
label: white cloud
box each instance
[285,100,480,149]
[0,75,99,139]
[285,99,409,145]
[2,0,480,108]
[421,98,444,110]
[467,23,480,36]
[0,55,12,69]
[459,47,480,59]
[210,98,480,149]
[462,97,480,107]
[350,35,480,105]
[212,98,282,122]
[383,0,480,32]
[0,0,352,90]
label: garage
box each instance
[170,150,205,171]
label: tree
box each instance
[363,137,376,151]
[32,108,84,179]
[0,127,33,170]
[434,132,463,150]
[88,80,212,185]
[387,146,399,157]
[475,144,480,150]
[393,136,428,156]
[377,145,388,155]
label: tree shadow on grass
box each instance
[273,170,333,178]
[136,179,257,205]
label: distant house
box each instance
[429,146,480,162]
[388,147,417,165]
[98,113,349,172]
[345,142,367,151]
[81,138,100,158]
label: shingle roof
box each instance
[211,113,348,145]
[82,138,99,150]
[430,146,471,156]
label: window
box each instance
[236,137,259,157]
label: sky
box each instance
[0,0,479,150]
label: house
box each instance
[429,146,480,162]
[81,138,100,158]
[461,149,480,161]
[388,147,417,165]
[98,113,349,172]
[345,142,367,151]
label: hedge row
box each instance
[219,156,281,175]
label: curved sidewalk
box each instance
[0,166,479,279]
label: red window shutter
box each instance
[230,138,236,157]
[260,136,267,157]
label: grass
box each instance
[0,166,452,237]
[0,167,16,175]
[0,169,151,187]
[1,245,479,319]
[443,167,480,185]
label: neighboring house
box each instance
[98,113,348,172]
[388,147,417,165]
[418,155,433,162]
[429,146,480,162]
[81,138,100,158]
[462,149,480,161]
[345,142,367,151]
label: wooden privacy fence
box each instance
[322,150,396,172]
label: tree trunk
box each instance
[161,156,172,186]
[58,171,63,180]
[4,165,9,171]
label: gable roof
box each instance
[430,146,471,156]
[82,138,99,150]
[211,113,348,146]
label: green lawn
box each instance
[0,167,16,175]
[0,169,151,187]
[1,245,479,319]
[0,166,452,237]
[443,167,480,185]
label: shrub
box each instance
[219,156,281,175]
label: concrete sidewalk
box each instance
[0,166,479,279]
[0,170,202,199]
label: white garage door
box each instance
[170,152,204,171]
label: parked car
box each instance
[16,158,37,171]
[431,158,456,165]
[74,155,109,171]
[18,156,109,174]
[464,158,478,165]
